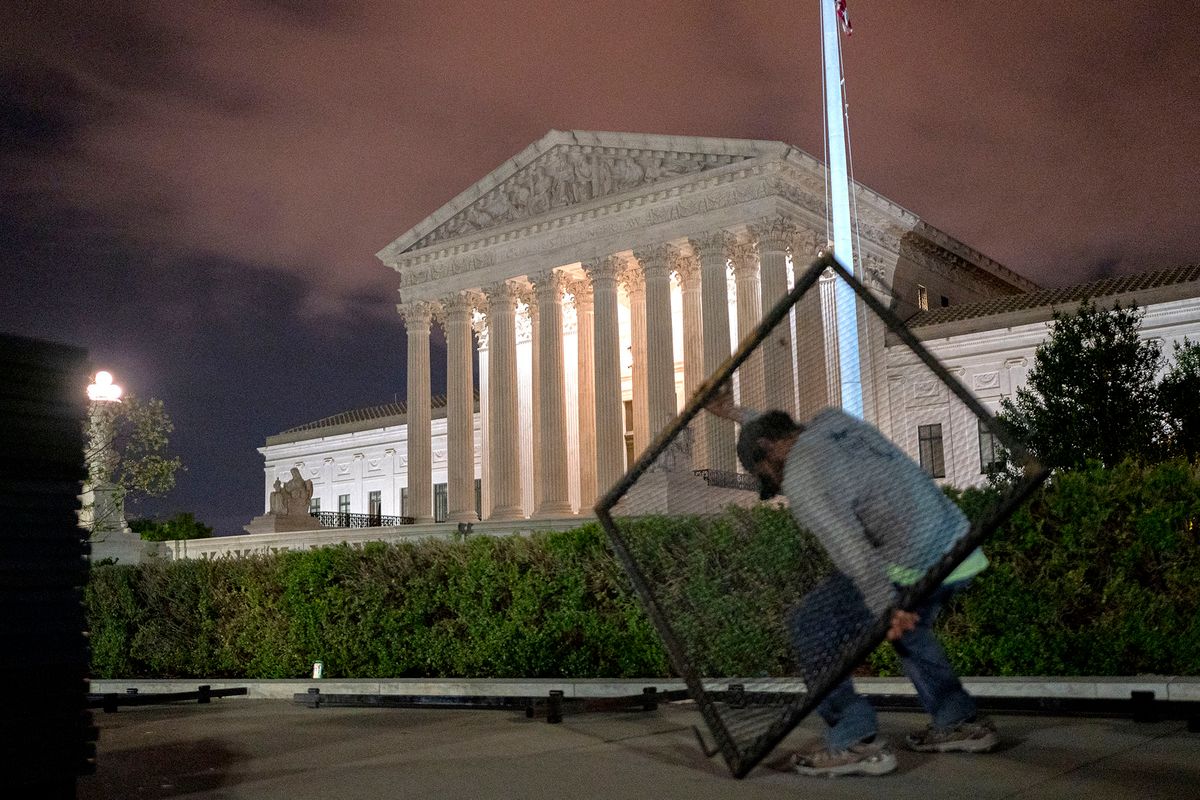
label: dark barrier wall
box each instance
[0,335,94,797]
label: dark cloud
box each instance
[0,64,94,154]
[241,0,358,28]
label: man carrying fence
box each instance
[706,387,997,777]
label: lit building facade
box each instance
[260,130,1040,522]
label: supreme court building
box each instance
[257,129,1072,527]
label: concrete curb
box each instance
[91,676,1200,702]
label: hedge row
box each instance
[87,528,667,679]
[922,458,1200,677]
[86,459,1200,679]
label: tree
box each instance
[1158,339,1200,461]
[998,300,1163,471]
[129,512,213,542]
[81,395,183,536]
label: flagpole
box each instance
[822,0,864,418]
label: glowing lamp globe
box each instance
[87,371,123,403]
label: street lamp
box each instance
[82,370,131,540]
[87,371,122,403]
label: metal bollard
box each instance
[1131,690,1157,723]
[547,690,564,724]
[198,685,211,704]
[642,687,658,712]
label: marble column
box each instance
[482,281,524,520]
[633,245,678,442]
[751,218,798,417]
[570,276,598,510]
[401,300,434,523]
[587,256,625,492]
[728,238,766,412]
[444,292,476,522]
[518,286,543,515]
[471,303,491,518]
[792,230,832,421]
[674,251,704,468]
[620,260,649,457]
[688,233,736,472]
[533,269,573,516]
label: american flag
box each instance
[835,0,853,35]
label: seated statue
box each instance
[282,467,314,517]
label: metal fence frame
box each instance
[594,252,1049,778]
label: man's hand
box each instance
[886,609,919,641]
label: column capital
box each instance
[441,291,473,320]
[429,300,446,327]
[565,275,593,307]
[788,227,820,261]
[631,243,673,277]
[672,251,701,289]
[531,268,568,302]
[582,255,625,288]
[481,280,520,307]
[618,260,645,294]
[749,216,803,254]
[687,230,737,261]
[726,239,759,276]
[505,279,533,311]
[397,300,434,330]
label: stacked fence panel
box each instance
[0,334,94,797]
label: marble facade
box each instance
[367,130,1033,521]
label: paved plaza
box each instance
[78,698,1198,800]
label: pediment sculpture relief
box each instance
[416,147,747,248]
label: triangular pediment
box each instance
[378,130,787,261]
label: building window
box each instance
[400,487,409,518]
[474,478,482,520]
[368,490,381,524]
[917,285,928,311]
[434,482,448,523]
[338,493,351,526]
[978,419,1002,475]
[918,424,946,478]
[309,497,320,514]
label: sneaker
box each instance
[791,740,897,777]
[906,717,999,753]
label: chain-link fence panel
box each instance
[595,252,1047,778]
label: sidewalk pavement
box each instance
[78,697,1198,800]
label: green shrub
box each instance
[930,458,1200,676]
[86,460,1200,678]
[86,524,667,679]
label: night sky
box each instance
[3,1,1198,534]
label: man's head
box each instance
[736,410,802,500]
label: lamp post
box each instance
[81,371,130,538]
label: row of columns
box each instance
[398,219,829,522]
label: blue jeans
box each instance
[817,581,977,750]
